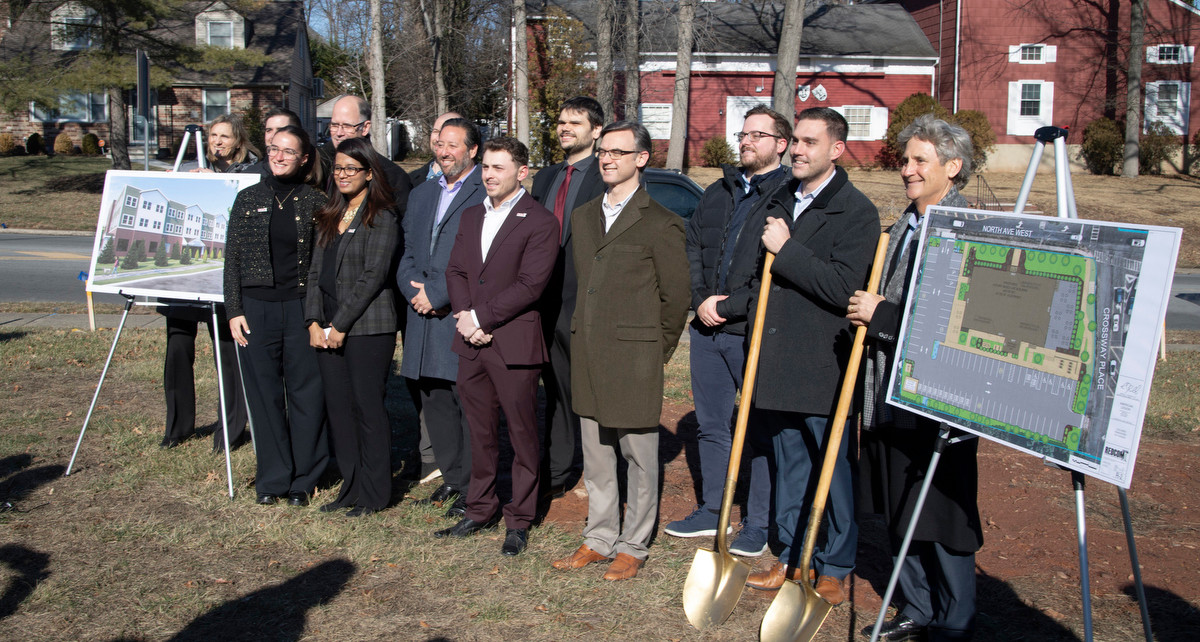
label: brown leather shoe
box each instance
[551,544,612,570]
[602,552,645,581]
[746,561,806,591]
[814,574,846,605]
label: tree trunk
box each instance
[1124,0,1145,178]
[622,0,640,120]
[418,0,449,115]
[666,0,695,171]
[596,0,616,123]
[109,87,130,170]
[369,0,388,156]
[773,0,806,125]
[513,0,529,145]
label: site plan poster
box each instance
[887,206,1182,488]
[86,171,261,302]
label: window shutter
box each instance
[1144,82,1159,133]
[1008,45,1022,63]
[1045,46,1057,63]
[1006,82,1021,134]
[870,107,888,139]
[1146,46,1159,64]
[1181,82,1192,135]
[1041,82,1054,126]
[1187,47,1196,64]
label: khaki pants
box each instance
[580,418,659,560]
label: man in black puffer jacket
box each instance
[663,106,791,558]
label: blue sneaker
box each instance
[729,524,769,557]
[664,505,730,538]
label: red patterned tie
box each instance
[552,165,575,230]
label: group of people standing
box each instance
[168,91,981,640]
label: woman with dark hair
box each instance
[224,125,329,506]
[305,137,399,517]
[848,114,982,641]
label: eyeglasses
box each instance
[266,145,301,159]
[734,131,783,143]
[329,121,366,133]
[332,165,367,176]
[596,148,639,159]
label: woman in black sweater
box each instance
[224,125,329,506]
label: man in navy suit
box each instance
[396,118,485,517]
[436,138,559,556]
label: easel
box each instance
[869,126,1154,642]
[66,129,246,500]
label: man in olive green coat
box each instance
[550,121,690,581]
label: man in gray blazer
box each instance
[396,118,485,517]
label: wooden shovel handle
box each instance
[797,232,890,576]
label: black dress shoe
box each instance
[501,528,528,556]
[287,492,309,507]
[444,496,467,518]
[345,506,378,518]
[434,515,498,538]
[862,614,928,641]
[415,483,457,506]
[319,501,346,513]
[256,493,279,505]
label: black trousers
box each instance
[239,298,328,496]
[317,333,396,510]
[540,321,581,486]
[412,377,471,492]
[163,312,247,447]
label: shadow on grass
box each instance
[11,172,107,196]
[1122,583,1199,642]
[0,453,65,507]
[0,545,51,621]
[125,559,357,642]
[0,330,30,343]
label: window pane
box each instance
[1158,84,1179,116]
[209,21,232,48]
[89,93,106,121]
[843,106,871,138]
[203,90,229,122]
[1021,45,1042,61]
[59,92,89,121]
[1020,84,1041,116]
[1159,45,1181,63]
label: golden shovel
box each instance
[759,233,890,642]
[682,252,776,629]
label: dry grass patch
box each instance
[0,156,113,231]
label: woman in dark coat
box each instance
[224,125,328,506]
[847,114,983,642]
[305,137,399,517]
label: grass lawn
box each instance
[0,155,114,231]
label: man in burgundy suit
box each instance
[436,137,560,556]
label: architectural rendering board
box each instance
[85,171,260,302]
[887,206,1181,488]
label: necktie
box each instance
[552,165,575,229]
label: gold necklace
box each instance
[274,186,298,209]
[341,203,361,224]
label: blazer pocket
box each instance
[615,325,659,342]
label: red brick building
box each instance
[902,0,1200,171]
[0,0,318,156]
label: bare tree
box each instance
[1124,0,1145,178]
[369,0,387,156]
[596,0,616,122]
[513,0,529,144]
[666,0,696,170]
[622,0,640,120]
[417,0,450,115]
[773,0,806,124]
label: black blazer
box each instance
[304,207,401,336]
[748,166,881,415]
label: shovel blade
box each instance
[682,547,751,629]
[759,579,835,642]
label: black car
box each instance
[642,168,703,220]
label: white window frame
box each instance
[29,91,107,123]
[1008,43,1058,64]
[1144,80,1191,135]
[208,20,233,48]
[1146,44,1195,64]
[638,103,673,140]
[51,4,98,51]
[202,89,230,122]
[1007,80,1055,136]
[830,105,889,141]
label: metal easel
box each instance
[870,126,1153,642]
[172,124,208,172]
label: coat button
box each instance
[479,279,485,284]
[768,328,777,335]
[295,216,300,221]
[772,285,780,292]
[587,288,596,294]
[594,255,601,261]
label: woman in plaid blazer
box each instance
[306,137,400,517]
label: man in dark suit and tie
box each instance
[529,96,607,500]
[396,118,485,517]
[435,138,559,556]
[326,94,412,212]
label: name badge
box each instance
[256,207,268,212]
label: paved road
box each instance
[1169,271,1200,331]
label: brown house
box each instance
[0,0,318,156]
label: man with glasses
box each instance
[663,106,791,558]
[550,121,689,581]
[327,94,412,211]
[529,96,608,504]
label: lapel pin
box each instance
[516,212,527,218]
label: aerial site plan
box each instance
[888,207,1181,488]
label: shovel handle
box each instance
[797,232,890,577]
[714,252,775,553]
